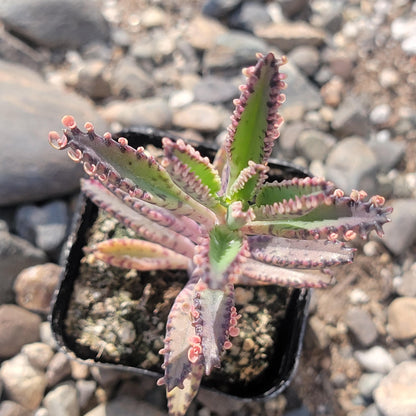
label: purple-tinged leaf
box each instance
[240,259,335,288]
[49,116,216,227]
[160,280,199,392]
[224,53,286,193]
[166,364,204,416]
[163,138,223,211]
[243,194,392,241]
[81,179,196,257]
[248,235,354,268]
[87,238,190,271]
[192,285,235,375]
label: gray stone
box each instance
[39,321,58,350]
[111,57,154,98]
[283,406,311,416]
[325,137,379,194]
[101,97,172,129]
[14,263,61,313]
[369,138,405,173]
[283,62,322,111]
[76,60,111,100]
[0,400,33,416]
[46,352,72,387]
[21,342,54,370]
[288,46,320,76]
[278,0,310,18]
[0,230,47,304]
[374,361,416,416]
[172,103,223,132]
[360,404,382,416]
[0,0,109,49]
[396,267,416,297]
[0,60,107,206]
[387,297,416,340]
[354,346,395,374]
[331,95,371,137]
[229,2,272,32]
[345,308,378,347]
[193,76,239,104]
[15,201,68,253]
[295,129,336,162]
[185,15,227,51]
[0,24,46,71]
[84,395,166,416]
[130,33,175,63]
[0,354,47,410]
[357,372,383,399]
[305,316,330,349]
[381,199,416,256]
[255,21,326,52]
[0,304,41,358]
[43,382,80,416]
[76,379,97,411]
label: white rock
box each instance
[0,353,47,410]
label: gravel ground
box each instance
[0,0,416,415]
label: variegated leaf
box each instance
[87,238,190,271]
[248,235,354,268]
[81,179,196,257]
[224,53,285,194]
[240,259,335,288]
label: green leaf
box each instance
[225,53,285,194]
[209,226,242,275]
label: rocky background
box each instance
[0,0,416,415]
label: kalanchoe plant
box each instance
[48,53,391,416]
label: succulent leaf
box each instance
[248,235,354,268]
[241,259,335,288]
[81,179,196,257]
[50,117,216,226]
[160,280,199,392]
[166,364,204,416]
[87,238,190,271]
[254,177,334,219]
[227,161,269,204]
[243,195,392,241]
[224,53,285,194]
[163,138,222,206]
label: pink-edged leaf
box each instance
[160,280,199,392]
[49,116,216,227]
[193,284,235,375]
[253,177,334,219]
[166,364,204,416]
[87,238,190,271]
[226,161,269,204]
[243,194,392,241]
[81,179,196,257]
[163,138,223,211]
[248,235,354,268]
[239,259,335,288]
[224,53,286,194]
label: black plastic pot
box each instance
[51,127,311,401]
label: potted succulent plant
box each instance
[48,53,391,416]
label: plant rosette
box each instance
[49,53,391,416]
